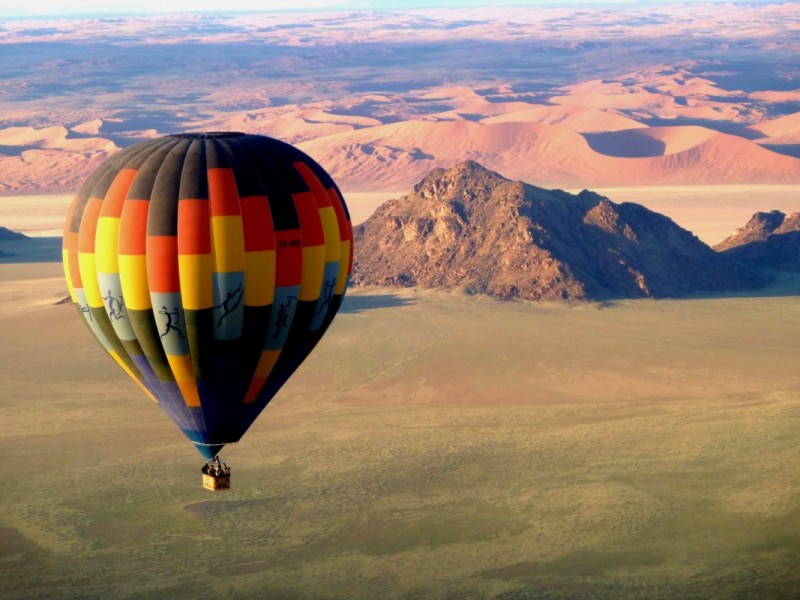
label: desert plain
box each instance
[2,259,800,599]
[1,2,800,598]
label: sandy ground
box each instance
[2,186,799,244]
[1,263,799,599]
[341,190,401,226]
[0,194,73,237]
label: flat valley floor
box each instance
[3,185,800,245]
[1,262,799,599]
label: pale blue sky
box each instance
[0,0,720,18]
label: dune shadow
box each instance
[582,131,666,158]
[759,143,800,159]
[0,144,29,156]
[339,292,414,313]
[638,117,765,139]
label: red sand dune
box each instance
[299,119,800,191]
[0,150,112,194]
[418,85,538,119]
[189,106,383,144]
[750,91,800,103]
[550,69,760,123]
[0,125,117,193]
[1,61,798,195]
[0,125,117,153]
[750,112,800,144]
[481,105,646,133]
[70,119,104,136]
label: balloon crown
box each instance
[167,131,245,139]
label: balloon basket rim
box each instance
[202,471,231,491]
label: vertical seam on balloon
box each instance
[148,140,207,441]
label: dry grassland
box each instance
[1,263,799,599]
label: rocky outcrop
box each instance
[716,211,800,273]
[352,161,764,301]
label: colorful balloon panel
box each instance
[63,133,353,459]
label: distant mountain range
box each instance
[352,161,786,301]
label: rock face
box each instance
[352,161,763,301]
[715,211,800,272]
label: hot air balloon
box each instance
[62,132,353,490]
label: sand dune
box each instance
[0,125,116,153]
[298,119,596,190]
[2,102,796,195]
[750,112,800,144]
[70,119,104,135]
[0,148,114,194]
[641,126,721,153]
[0,124,117,196]
[652,75,744,98]
[188,105,383,144]
[650,133,800,182]
[568,68,742,100]
[0,50,796,197]
[550,88,678,111]
[546,90,751,123]
[481,105,646,133]
[0,12,796,196]
[299,118,800,191]
[750,90,800,103]
[551,68,761,123]
[419,85,541,120]
[0,125,69,147]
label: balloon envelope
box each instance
[63,132,353,459]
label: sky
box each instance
[0,0,732,18]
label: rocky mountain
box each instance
[714,210,800,251]
[715,210,800,272]
[351,161,764,301]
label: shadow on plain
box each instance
[0,236,63,264]
[339,293,414,313]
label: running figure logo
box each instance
[159,305,186,339]
[315,277,336,318]
[273,295,297,339]
[214,283,243,328]
[103,289,125,321]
